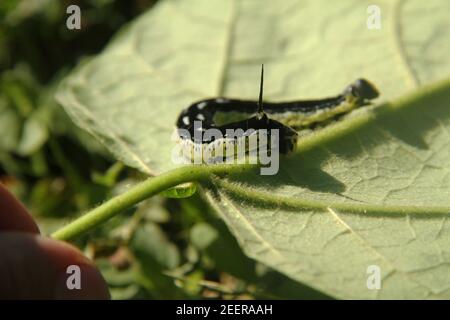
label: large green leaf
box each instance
[56,0,450,298]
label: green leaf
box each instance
[0,97,21,152]
[190,222,219,250]
[17,116,48,156]
[131,223,180,270]
[130,223,186,299]
[56,0,450,298]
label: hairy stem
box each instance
[51,164,254,241]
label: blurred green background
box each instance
[0,0,330,299]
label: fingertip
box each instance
[37,237,110,300]
[0,233,110,299]
[54,263,111,299]
[38,237,110,300]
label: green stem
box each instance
[51,164,254,241]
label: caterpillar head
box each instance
[346,78,379,102]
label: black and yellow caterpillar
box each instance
[174,65,379,162]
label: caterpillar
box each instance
[174,65,379,163]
